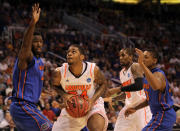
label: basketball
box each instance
[66,95,89,118]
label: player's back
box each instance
[120,65,146,106]
[12,56,44,104]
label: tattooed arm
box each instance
[52,68,73,101]
[91,66,107,103]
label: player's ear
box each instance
[129,55,133,61]
[153,58,157,64]
[80,54,85,61]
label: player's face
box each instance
[143,51,157,68]
[32,35,43,56]
[119,50,132,67]
[67,46,84,65]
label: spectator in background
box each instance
[43,103,56,122]
[51,100,61,117]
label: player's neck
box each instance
[35,54,40,58]
[149,64,157,70]
[124,62,133,70]
[69,62,84,76]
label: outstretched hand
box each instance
[32,3,41,24]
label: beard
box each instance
[32,48,41,58]
[120,62,128,67]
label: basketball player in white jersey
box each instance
[106,48,152,131]
[52,44,108,131]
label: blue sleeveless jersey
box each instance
[12,56,44,103]
[143,68,174,114]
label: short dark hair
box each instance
[121,48,134,57]
[146,49,159,60]
[70,44,85,55]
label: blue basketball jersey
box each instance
[143,68,174,114]
[12,56,44,103]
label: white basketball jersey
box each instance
[58,62,96,99]
[120,65,146,106]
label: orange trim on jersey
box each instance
[90,64,93,77]
[147,113,159,131]
[19,101,41,130]
[153,111,164,131]
[39,65,44,70]
[159,92,165,110]
[17,70,21,98]
[64,64,67,78]
[144,108,148,124]
[22,71,27,100]
[164,91,171,108]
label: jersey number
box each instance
[122,80,132,98]
[68,90,88,98]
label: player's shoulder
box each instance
[131,62,140,68]
[131,62,141,71]
[54,63,68,72]
[86,61,97,70]
[86,61,96,65]
[119,67,125,74]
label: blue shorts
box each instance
[142,108,176,131]
[10,101,52,131]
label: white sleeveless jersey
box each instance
[57,62,96,99]
[120,65,146,106]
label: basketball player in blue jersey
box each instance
[10,3,52,131]
[125,48,176,131]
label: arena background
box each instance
[0,0,179,130]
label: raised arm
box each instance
[135,48,166,91]
[18,3,41,70]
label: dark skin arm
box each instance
[92,66,107,102]
[52,68,68,97]
[113,92,126,101]
[125,99,148,117]
[131,63,144,79]
[88,66,107,110]
[52,68,74,108]
[105,62,144,97]
[135,48,166,91]
[18,4,41,70]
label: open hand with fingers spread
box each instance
[32,3,41,24]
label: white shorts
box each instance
[52,97,108,131]
[114,106,152,131]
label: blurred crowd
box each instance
[0,0,180,130]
